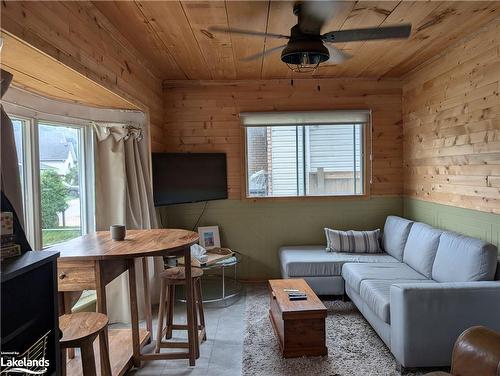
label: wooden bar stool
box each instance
[155,267,206,359]
[59,312,112,376]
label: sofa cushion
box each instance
[432,232,498,282]
[342,262,428,292]
[382,216,414,261]
[279,246,399,277]
[360,279,436,324]
[403,222,442,278]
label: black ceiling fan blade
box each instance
[322,24,412,43]
[240,44,287,62]
[323,44,353,64]
[298,1,336,35]
[208,26,290,40]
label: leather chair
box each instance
[425,326,500,376]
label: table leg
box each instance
[80,338,98,376]
[128,259,141,368]
[98,326,112,376]
[142,257,153,336]
[183,247,197,366]
[61,292,76,360]
[222,266,226,306]
[96,262,111,375]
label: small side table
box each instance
[177,254,242,306]
[201,255,241,304]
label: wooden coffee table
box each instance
[268,279,328,358]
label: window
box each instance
[243,111,369,198]
[11,116,94,249]
[38,123,87,247]
[12,118,27,214]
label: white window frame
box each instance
[241,110,372,200]
[9,114,95,250]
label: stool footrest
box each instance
[140,352,191,361]
[155,328,206,353]
[158,342,189,349]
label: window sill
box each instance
[242,194,371,203]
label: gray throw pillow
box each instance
[325,228,382,253]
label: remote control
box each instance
[289,295,307,301]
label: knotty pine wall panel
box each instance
[163,79,403,199]
[403,19,500,214]
[1,1,165,151]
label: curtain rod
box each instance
[1,100,143,125]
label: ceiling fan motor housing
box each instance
[281,25,329,67]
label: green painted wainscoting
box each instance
[404,198,500,248]
[158,197,403,280]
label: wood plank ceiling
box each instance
[94,1,500,80]
[1,31,139,110]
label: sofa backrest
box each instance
[432,231,498,282]
[403,222,442,278]
[382,216,414,261]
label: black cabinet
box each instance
[1,251,60,375]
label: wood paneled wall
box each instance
[403,19,500,214]
[163,79,403,199]
[1,1,165,151]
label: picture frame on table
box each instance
[197,226,221,250]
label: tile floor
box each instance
[125,286,247,376]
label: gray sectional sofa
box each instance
[279,216,500,369]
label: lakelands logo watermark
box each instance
[0,352,50,375]
[0,353,49,375]
[0,331,51,375]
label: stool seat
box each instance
[60,312,108,347]
[59,312,111,376]
[160,267,203,281]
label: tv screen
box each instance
[152,153,228,206]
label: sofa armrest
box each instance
[390,281,500,368]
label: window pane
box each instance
[306,124,363,195]
[246,127,269,197]
[38,123,82,247]
[270,126,301,196]
[246,126,304,197]
[246,123,364,198]
[11,118,26,216]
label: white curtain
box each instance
[1,69,24,229]
[93,122,162,324]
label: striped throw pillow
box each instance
[325,228,382,253]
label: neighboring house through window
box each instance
[243,110,370,198]
[11,117,93,249]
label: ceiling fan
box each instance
[209,1,412,73]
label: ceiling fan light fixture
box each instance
[281,39,329,73]
[284,55,321,73]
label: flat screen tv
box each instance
[152,153,228,206]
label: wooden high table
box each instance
[52,229,199,375]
